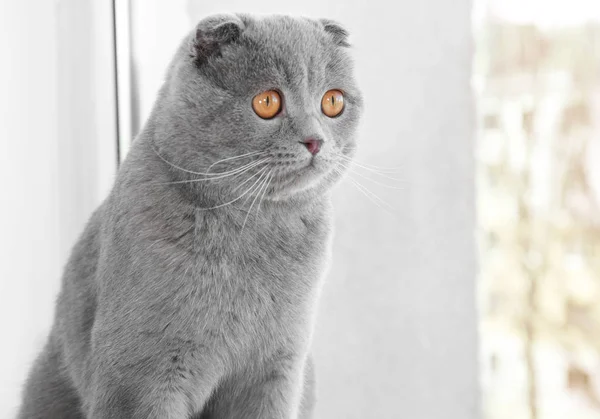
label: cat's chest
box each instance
[172,206,331,355]
[194,207,330,287]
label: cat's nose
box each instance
[299,138,323,156]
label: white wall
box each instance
[130,1,479,418]
[0,1,117,416]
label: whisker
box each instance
[239,168,270,208]
[227,159,269,183]
[240,170,271,233]
[347,176,396,215]
[206,150,267,174]
[197,167,270,211]
[231,164,271,193]
[334,153,402,174]
[185,157,271,179]
[194,157,271,178]
[153,144,270,178]
[340,161,406,182]
[333,166,396,215]
[152,145,209,177]
[255,170,273,217]
[158,158,271,185]
[337,162,405,190]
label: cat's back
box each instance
[52,202,105,391]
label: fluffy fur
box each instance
[18,14,362,419]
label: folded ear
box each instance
[319,19,350,47]
[191,14,245,66]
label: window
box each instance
[475,1,600,418]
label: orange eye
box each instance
[321,89,344,117]
[252,90,282,119]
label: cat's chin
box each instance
[267,161,340,202]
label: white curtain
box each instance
[0,1,117,416]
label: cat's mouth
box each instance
[276,155,326,178]
[268,156,337,196]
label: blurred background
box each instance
[475,1,600,418]
[2,0,599,418]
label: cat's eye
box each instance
[321,89,344,118]
[252,90,282,119]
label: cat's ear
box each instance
[319,19,350,48]
[190,14,245,66]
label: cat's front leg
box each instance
[226,353,308,419]
[255,358,308,419]
[87,378,192,419]
[86,349,219,419]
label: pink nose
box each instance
[300,138,322,155]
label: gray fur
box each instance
[18,14,362,419]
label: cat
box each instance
[18,13,362,419]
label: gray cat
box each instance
[18,13,362,419]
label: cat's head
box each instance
[152,14,363,204]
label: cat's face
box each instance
[155,14,363,203]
